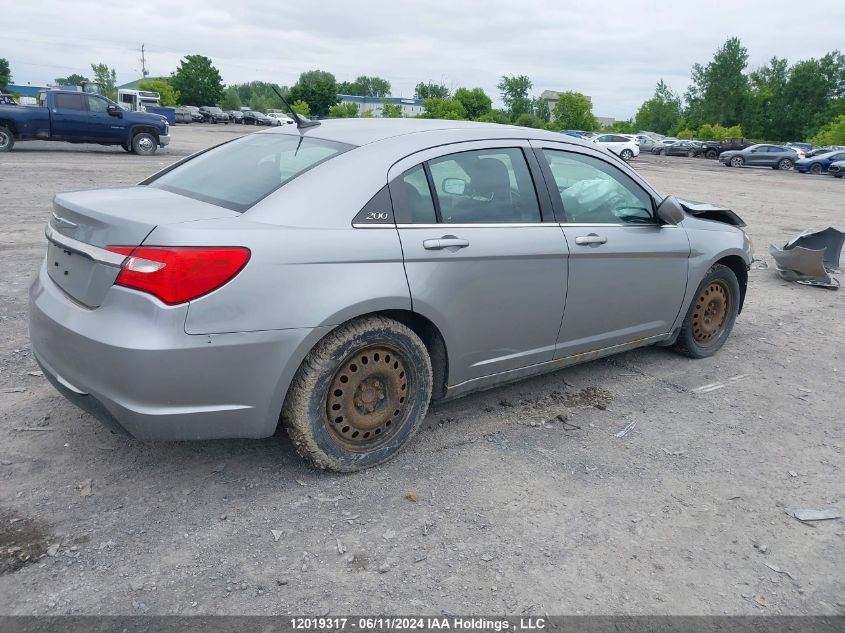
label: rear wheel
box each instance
[778,158,794,171]
[659,149,667,156]
[620,149,633,161]
[282,316,433,472]
[131,132,158,156]
[687,149,696,157]
[675,264,740,359]
[730,156,745,168]
[0,126,14,152]
[706,149,718,159]
[809,163,822,175]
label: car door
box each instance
[531,141,691,357]
[388,141,569,384]
[747,146,771,166]
[84,95,123,143]
[49,92,89,141]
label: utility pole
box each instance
[139,44,149,78]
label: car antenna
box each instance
[271,84,320,131]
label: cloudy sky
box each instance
[5,1,843,119]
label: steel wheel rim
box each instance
[0,131,9,149]
[691,280,731,346]
[325,344,409,450]
[138,137,153,152]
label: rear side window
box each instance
[147,134,354,212]
[391,165,437,224]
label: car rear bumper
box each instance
[29,265,319,441]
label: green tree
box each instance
[746,57,789,139]
[55,73,89,87]
[171,55,224,106]
[414,81,449,100]
[288,70,338,117]
[609,120,635,133]
[291,100,311,116]
[779,53,845,140]
[497,75,533,120]
[231,81,288,110]
[138,79,180,106]
[676,128,696,139]
[219,86,242,111]
[453,87,492,119]
[381,102,402,118]
[90,63,117,100]
[533,97,551,122]
[684,37,749,128]
[514,113,545,128]
[0,58,10,91]
[552,91,598,130]
[328,102,359,118]
[338,75,391,97]
[809,114,845,145]
[634,80,682,134]
[421,97,467,120]
[476,109,511,124]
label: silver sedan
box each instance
[30,120,753,471]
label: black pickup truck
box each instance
[0,90,170,155]
[697,138,752,159]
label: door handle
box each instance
[423,237,470,250]
[574,234,608,245]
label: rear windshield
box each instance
[146,133,354,212]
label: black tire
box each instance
[620,149,633,161]
[131,132,158,156]
[706,149,718,160]
[809,163,822,175]
[121,144,131,152]
[687,149,696,157]
[778,158,793,171]
[660,149,667,156]
[0,126,14,152]
[282,316,433,472]
[674,264,740,359]
[730,156,745,168]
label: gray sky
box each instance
[5,1,843,119]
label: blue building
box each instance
[338,95,424,117]
[5,84,43,99]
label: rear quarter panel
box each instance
[0,105,51,140]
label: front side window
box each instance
[54,93,86,111]
[542,150,654,224]
[86,95,109,113]
[147,134,354,212]
[427,148,541,224]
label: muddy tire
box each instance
[675,264,740,359]
[131,132,158,156]
[281,316,433,472]
[0,126,14,152]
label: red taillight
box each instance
[106,246,250,305]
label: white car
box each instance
[592,133,640,160]
[785,144,807,159]
[266,112,295,126]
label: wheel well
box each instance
[131,126,159,141]
[715,255,748,313]
[379,310,449,400]
[0,119,16,135]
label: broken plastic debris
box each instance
[784,507,841,522]
[769,227,844,289]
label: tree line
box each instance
[3,37,844,145]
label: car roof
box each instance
[262,118,595,149]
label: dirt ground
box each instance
[0,126,842,616]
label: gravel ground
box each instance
[0,126,842,616]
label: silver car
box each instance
[30,120,753,471]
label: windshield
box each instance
[146,133,354,212]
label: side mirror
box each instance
[442,178,467,196]
[107,105,123,118]
[656,196,685,225]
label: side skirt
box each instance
[439,333,672,402]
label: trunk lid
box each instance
[46,186,239,308]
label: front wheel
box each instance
[131,132,158,156]
[282,316,433,472]
[809,163,821,175]
[730,156,745,168]
[620,149,633,161]
[687,149,696,157]
[0,126,14,152]
[675,264,740,359]
[659,149,667,156]
[705,149,718,160]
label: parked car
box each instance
[698,138,751,159]
[719,144,798,170]
[0,93,17,105]
[242,110,271,126]
[199,106,230,124]
[0,90,170,155]
[651,139,679,154]
[183,106,204,123]
[827,160,844,178]
[591,133,639,160]
[635,136,658,152]
[803,146,844,158]
[227,110,244,124]
[662,140,701,157]
[30,120,752,471]
[266,112,294,125]
[795,149,845,175]
[785,144,808,159]
[560,130,585,138]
